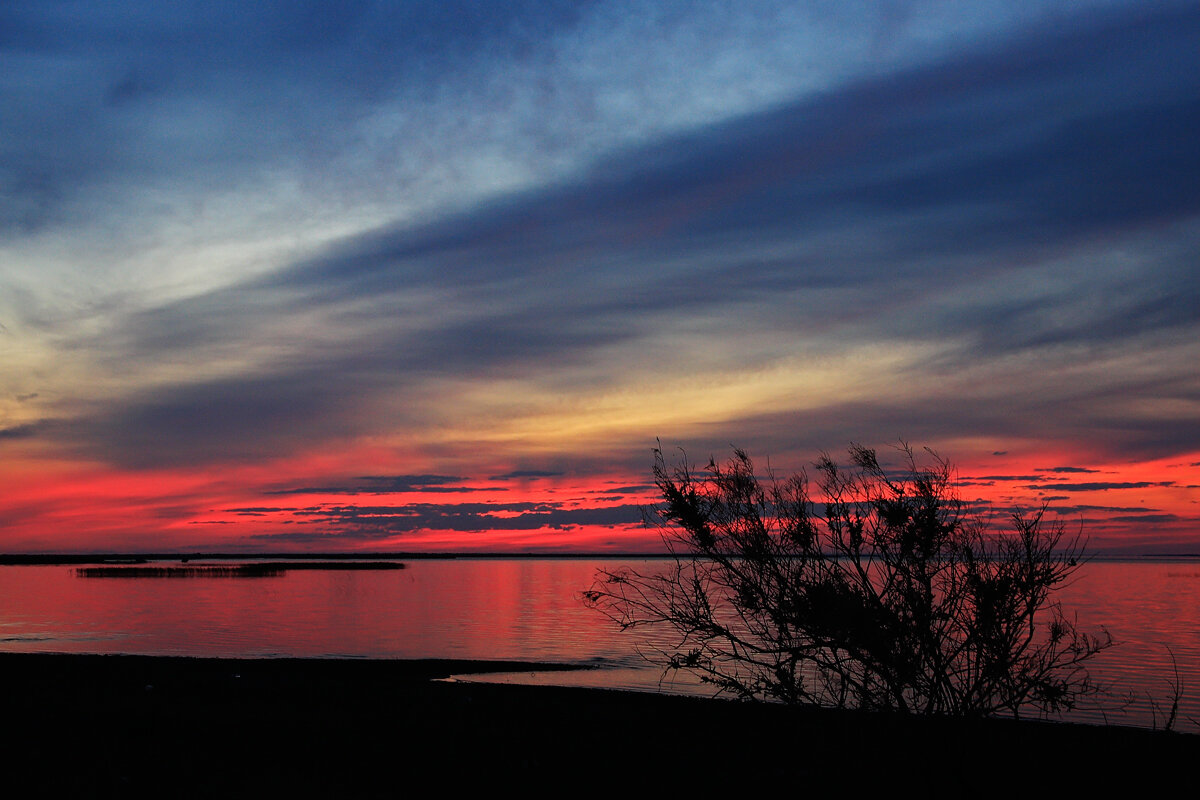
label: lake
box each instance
[1,557,1197,730]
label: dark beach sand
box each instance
[0,653,1194,794]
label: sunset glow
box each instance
[2,2,1198,554]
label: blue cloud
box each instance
[15,2,1200,470]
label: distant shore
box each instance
[4,551,1199,565]
[0,652,1194,793]
[0,552,683,564]
[74,562,407,577]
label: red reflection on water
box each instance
[1057,560,1200,725]
[0,561,633,662]
[2,558,1199,729]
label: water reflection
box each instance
[0,558,1197,729]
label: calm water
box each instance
[1,558,1197,730]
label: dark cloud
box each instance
[58,370,370,467]
[357,474,465,487]
[669,375,1200,468]
[1027,482,1176,492]
[270,9,1200,315]
[0,0,594,232]
[140,3,1200,308]
[267,475,489,495]
[0,423,39,439]
[1108,514,1182,524]
[291,500,644,536]
[971,475,1046,483]
[968,468,1137,484]
[488,470,565,480]
[1050,505,1164,515]
[42,3,1200,469]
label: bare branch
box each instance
[583,444,1114,718]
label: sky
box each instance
[1,1,1198,553]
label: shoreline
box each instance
[0,652,1194,792]
[6,551,1200,564]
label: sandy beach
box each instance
[0,652,1194,794]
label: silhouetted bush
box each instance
[585,443,1112,718]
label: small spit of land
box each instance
[0,552,676,564]
[75,562,406,578]
[0,653,1195,794]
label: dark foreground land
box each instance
[0,654,1194,795]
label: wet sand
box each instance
[0,653,1194,794]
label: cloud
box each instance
[1108,514,1182,524]
[10,1,1142,234]
[0,1,597,232]
[21,2,1200,470]
[1027,482,1176,492]
[291,500,644,537]
[971,475,1046,483]
[269,8,1200,308]
[1043,504,1164,515]
[57,370,372,467]
[966,467,1109,482]
[489,470,566,480]
[0,423,42,440]
[266,475,489,495]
